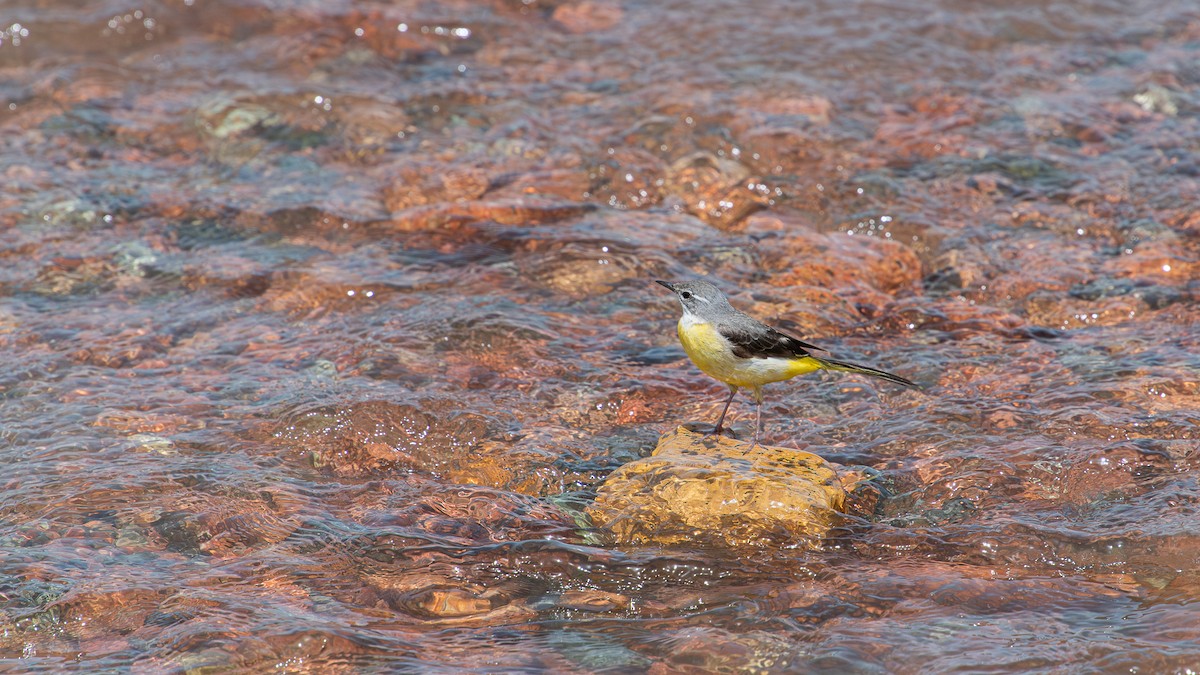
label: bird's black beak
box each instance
[655,280,676,292]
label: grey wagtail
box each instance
[656,279,916,446]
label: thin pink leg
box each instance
[707,385,738,436]
[749,387,764,450]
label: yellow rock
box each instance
[587,427,849,548]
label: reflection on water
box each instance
[2,0,1199,670]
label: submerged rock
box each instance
[587,428,850,548]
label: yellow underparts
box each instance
[677,318,822,389]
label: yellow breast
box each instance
[677,318,734,380]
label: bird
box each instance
[656,279,916,447]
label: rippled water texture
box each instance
[2,0,1199,671]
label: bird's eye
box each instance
[680,291,693,300]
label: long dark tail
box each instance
[814,357,918,388]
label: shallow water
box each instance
[2,0,1199,671]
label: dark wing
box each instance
[718,322,825,360]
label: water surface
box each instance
[1,0,1199,671]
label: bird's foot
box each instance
[741,434,762,455]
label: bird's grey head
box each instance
[655,279,731,316]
